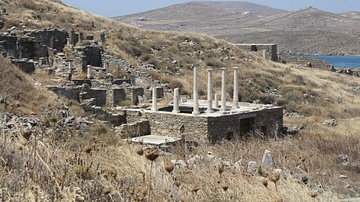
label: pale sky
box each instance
[60,0,360,17]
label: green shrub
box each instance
[124,46,142,57]
[292,75,305,85]
[259,94,275,104]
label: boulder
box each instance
[261,149,274,168]
[323,119,337,126]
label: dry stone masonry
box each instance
[0,26,283,143]
[235,44,278,61]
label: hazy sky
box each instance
[60,0,360,17]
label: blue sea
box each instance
[306,55,360,68]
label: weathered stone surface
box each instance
[93,107,124,126]
[77,45,103,72]
[113,88,126,107]
[112,79,131,85]
[261,149,274,168]
[71,79,92,87]
[247,161,257,172]
[147,112,208,142]
[124,105,283,143]
[236,44,278,61]
[27,28,68,52]
[18,37,48,60]
[323,119,337,126]
[80,87,106,107]
[119,120,150,138]
[47,86,81,101]
[11,59,35,73]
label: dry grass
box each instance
[0,118,347,201]
[0,57,65,114]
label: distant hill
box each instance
[115,2,360,55]
[195,1,287,14]
[113,1,286,27]
[341,11,360,19]
[243,7,360,32]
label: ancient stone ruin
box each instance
[1,27,283,144]
[236,44,278,62]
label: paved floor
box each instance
[128,135,181,145]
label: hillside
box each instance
[0,56,65,114]
[196,1,286,14]
[0,0,359,201]
[116,3,360,55]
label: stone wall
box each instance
[78,45,103,72]
[113,88,126,106]
[71,79,92,87]
[47,86,81,101]
[112,79,131,85]
[11,59,35,74]
[145,112,209,142]
[119,120,150,138]
[0,29,66,60]
[81,105,126,126]
[27,28,68,52]
[18,37,48,60]
[124,109,147,124]
[252,107,283,138]
[92,107,125,126]
[0,35,17,58]
[80,88,106,106]
[208,113,241,143]
[235,44,278,61]
[122,106,283,143]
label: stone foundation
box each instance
[122,105,283,143]
[235,44,278,61]
[119,120,151,138]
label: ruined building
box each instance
[2,27,283,143]
[125,66,283,143]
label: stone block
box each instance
[11,59,35,74]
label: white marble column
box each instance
[233,67,239,109]
[152,86,157,111]
[68,61,72,72]
[214,93,219,109]
[206,68,213,113]
[87,65,93,79]
[192,66,200,115]
[172,88,180,113]
[67,61,73,81]
[263,49,267,59]
[221,68,227,112]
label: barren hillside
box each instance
[0,0,359,201]
[116,3,360,55]
[196,1,286,14]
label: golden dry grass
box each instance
[0,120,344,201]
[0,56,62,114]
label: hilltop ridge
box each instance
[116,2,360,55]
